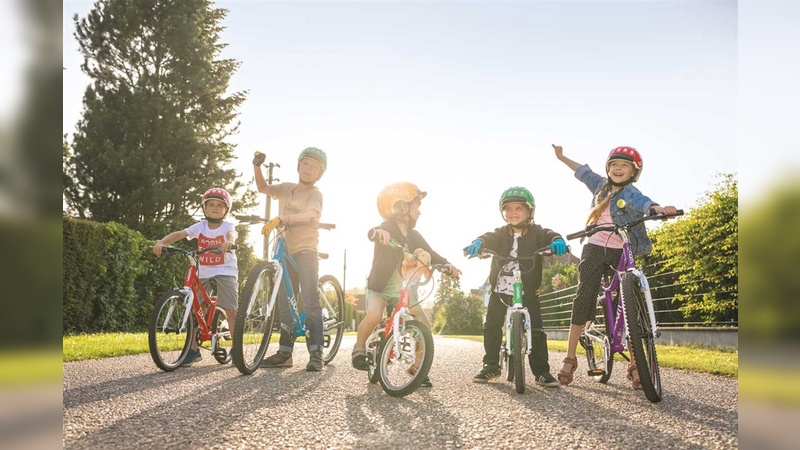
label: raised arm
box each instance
[552,144,582,172]
[253,151,273,195]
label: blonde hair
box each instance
[586,181,613,226]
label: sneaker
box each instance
[472,365,501,383]
[181,349,202,367]
[352,353,369,371]
[260,350,293,368]
[535,372,561,387]
[419,376,433,388]
[306,350,324,372]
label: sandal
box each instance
[627,363,643,390]
[557,357,578,385]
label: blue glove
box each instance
[550,238,567,256]
[465,239,483,257]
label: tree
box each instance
[648,174,738,324]
[64,0,252,237]
[431,275,483,335]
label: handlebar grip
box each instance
[675,209,684,216]
[566,231,583,241]
[368,228,379,241]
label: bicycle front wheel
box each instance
[378,320,434,397]
[148,289,193,371]
[512,312,526,394]
[318,275,345,364]
[367,331,384,384]
[622,272,662,402]
[233,261,276,375]
[581,295,613,383]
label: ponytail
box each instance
[586,181,613,226]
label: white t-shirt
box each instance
[184,220,238,278]
[495,232,522,296]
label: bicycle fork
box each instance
[502,306,532,356]
[628,268,659,338]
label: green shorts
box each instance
[367,269,402,305]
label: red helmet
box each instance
[606,146,643,182]
[201,188,232,210]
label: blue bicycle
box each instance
[232,215,345,374]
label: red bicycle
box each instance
[148,245,235,371]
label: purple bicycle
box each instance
[566,209,683,402]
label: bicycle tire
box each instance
[318,275,345,364]
[512,312,526,394]
[148,289,193,371]
[367,331,384,384]
[581,295,613,383]
[506,351,514,382]
[211,308,233,364]
[622,272,663,402]
[378,320,434,397]
[233,261,276,375]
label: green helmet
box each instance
[298,147,327,172]
[499,186,535,212]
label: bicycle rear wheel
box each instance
[148,289,193,371]
[233,261,277,375]
[318,275,345,364]
[211,308,232,364]
[378,319,434,397]
[580,294,613,383]
[622,272,662,402]
[512,312,526,394]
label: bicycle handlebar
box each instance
[235,214,335,230]
[565,209,684,241]
[464,245,557,260]
[161,245,237,257]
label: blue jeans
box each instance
[277,250,322,353]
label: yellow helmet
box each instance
[377,182,427,219]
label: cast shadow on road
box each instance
[64,360,341,449]
[343,385,465,449]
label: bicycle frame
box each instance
[591,228,658,355]
[502,269,533,358]
[168,252,220,345]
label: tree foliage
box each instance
[648,174,738,324]
[64,0,252,237]
[431,275,483,335]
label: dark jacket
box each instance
[367,220,449,293]
[477,223,562,301]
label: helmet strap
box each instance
[205,216,223,224]
[609,178,632,188]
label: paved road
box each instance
[63,336,738,449]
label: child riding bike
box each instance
[551,144,678,388]
[464,186,567,387]
[153,188,238,367]
[253,147,329,372]
[351,182,461,388]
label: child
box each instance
[464,186,567,387]
[253,147,328,372]
[351,182,461,388]
[153,188,238,367]
[551,144,678,389]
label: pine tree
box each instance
[65,0,251,236]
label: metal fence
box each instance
[539,260,738,330]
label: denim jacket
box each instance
[575,164,658,256]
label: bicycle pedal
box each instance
[587,369,605,376]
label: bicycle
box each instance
[565,208,683,402]
[362,233,448,397]
[232,215,345,374]
[148,245,235,371]
[465,246,556,394]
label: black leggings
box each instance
[570,244,622,325]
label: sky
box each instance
[62,0,741,293]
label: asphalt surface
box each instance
[63,336,738,449]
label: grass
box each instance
[0,350,63,386]
[65,332,737,377]
[739,367,800,405]
[446,335,737,377]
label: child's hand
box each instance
[444,263,462,279]
[652,205,679,218]
[220,241,234,253]
[552,144,564,158]
[550,238,567,256]
[370,228,391,245]
[261,217,282,236]
[253,151,266,166]
[153,241,165,256]
[464,239,483,257]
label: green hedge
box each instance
[63,216,182,334]
[64,216,260,335]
